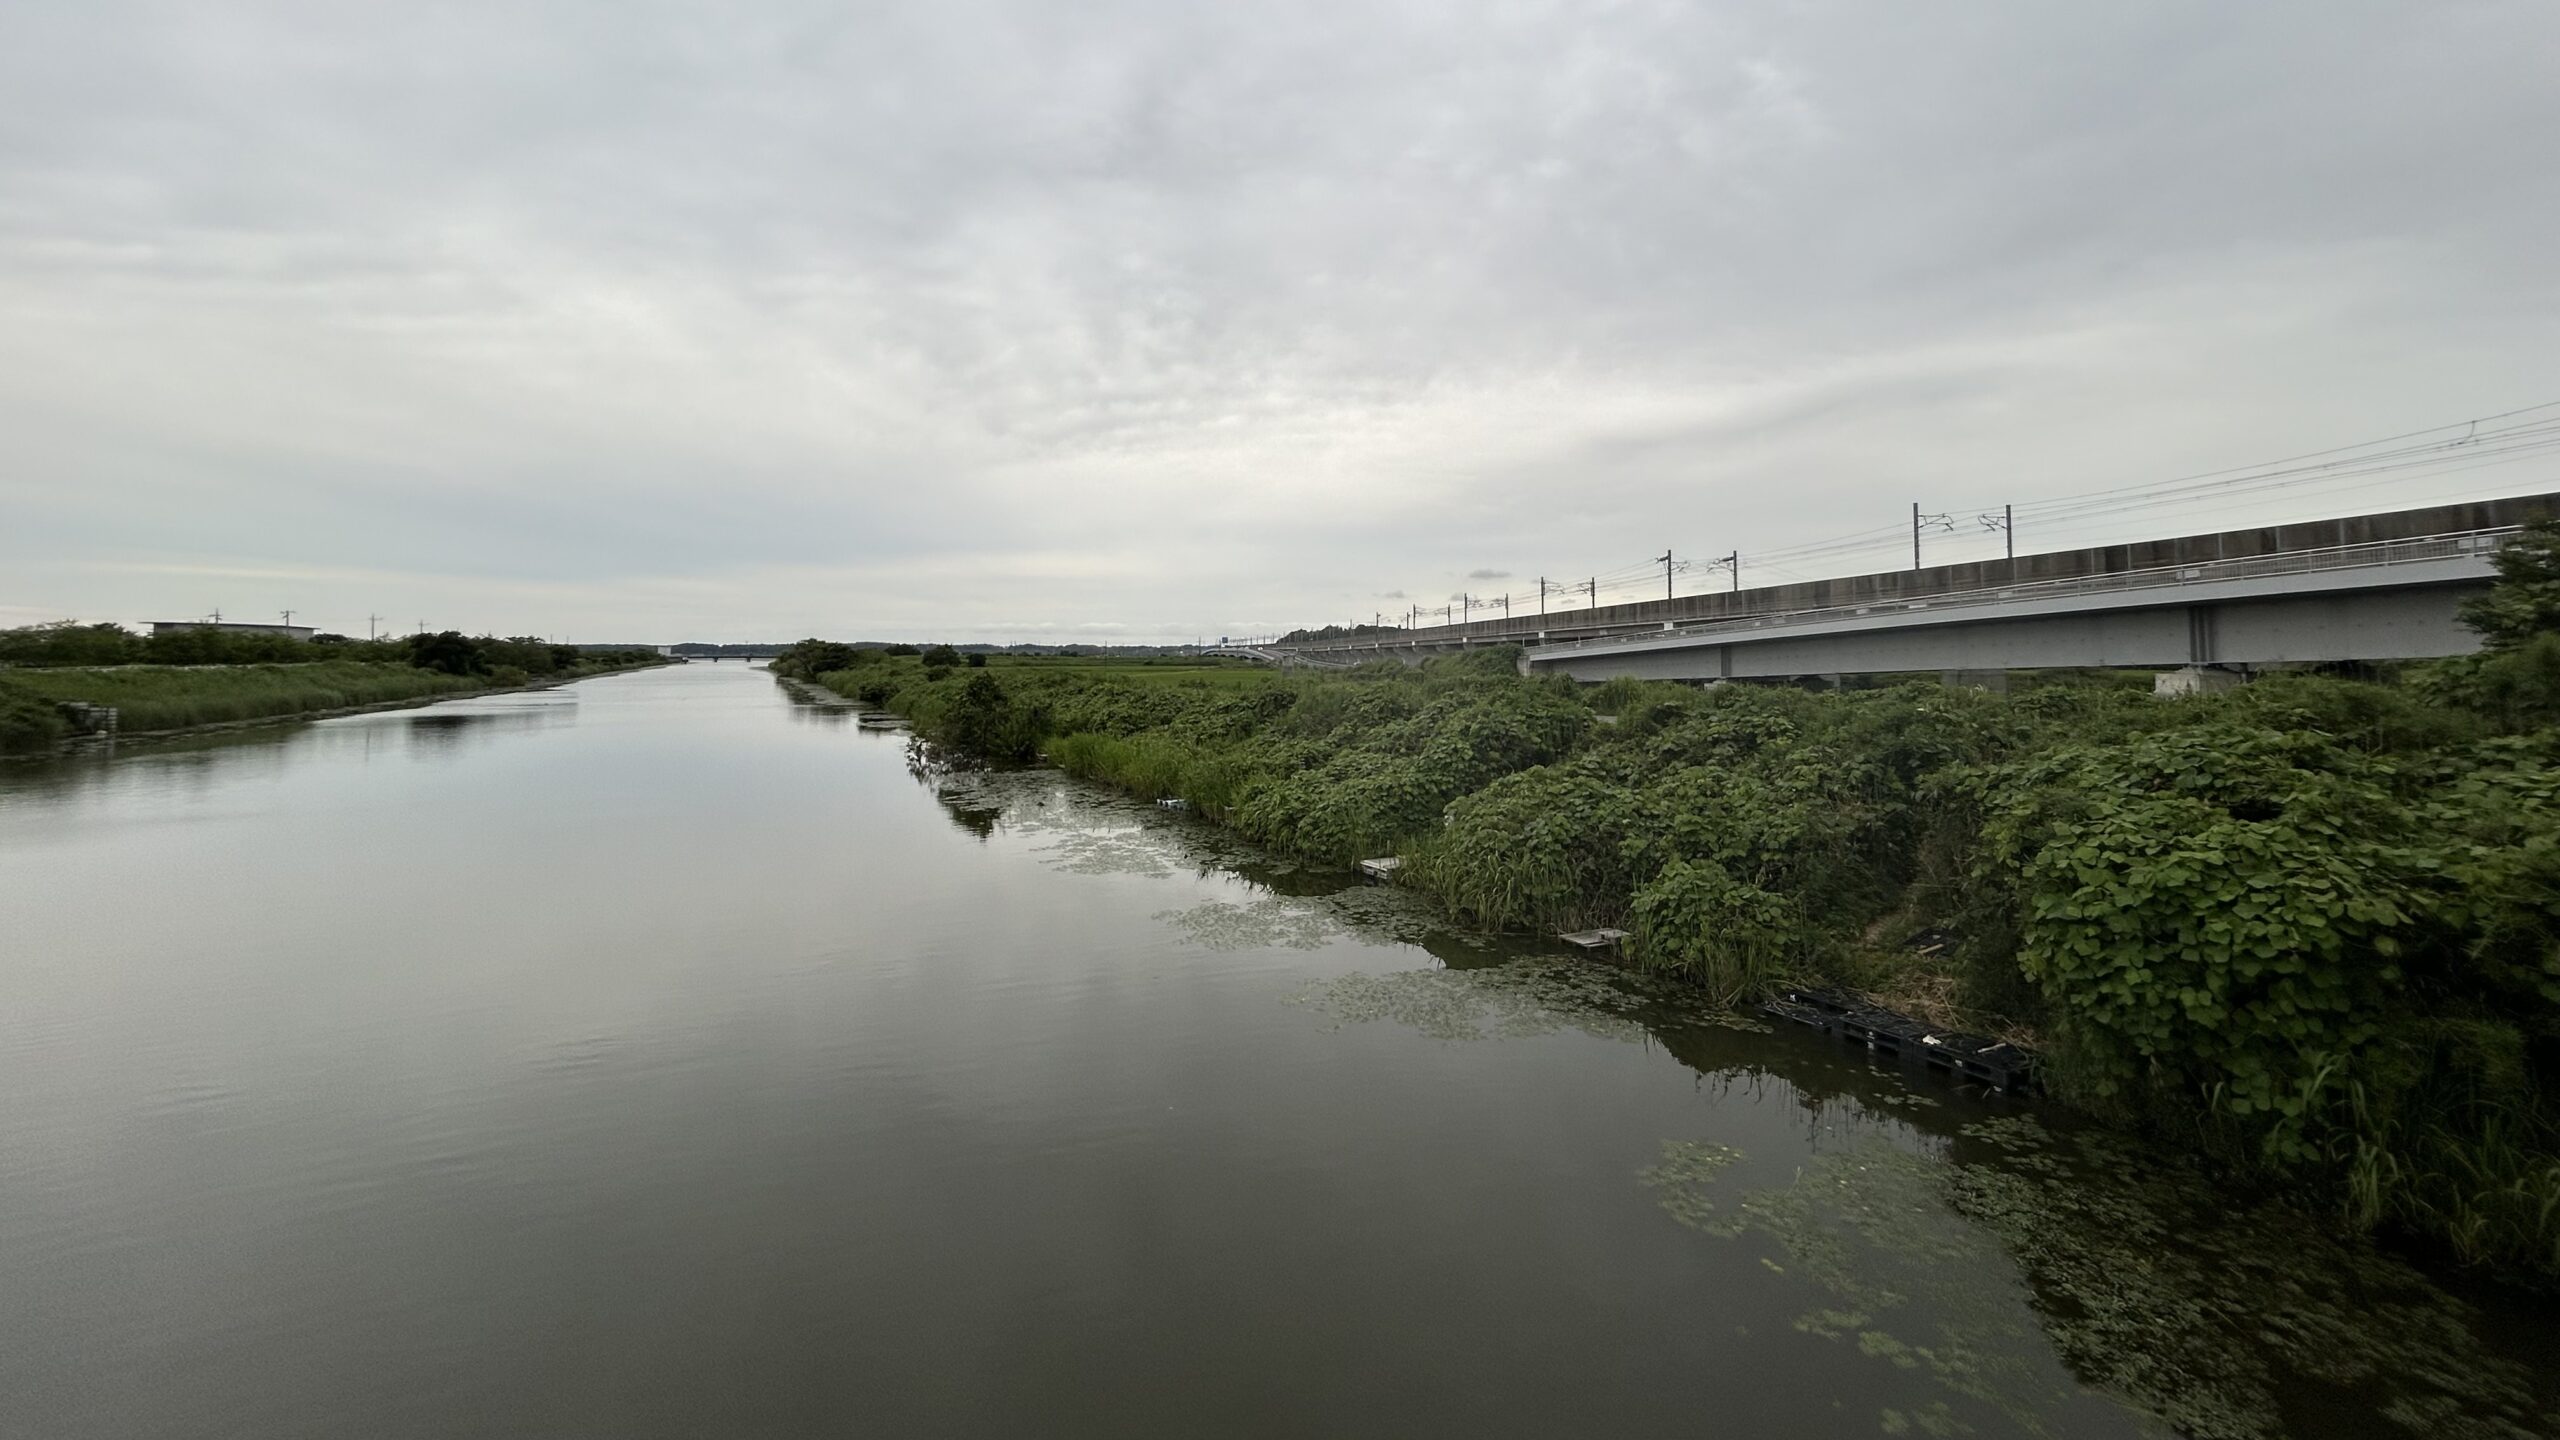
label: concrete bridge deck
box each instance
[1526,526,2497,682]
[1268,492,2554,681]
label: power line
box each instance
[1370,400,2558,631]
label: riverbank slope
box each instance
[0,656,672,755]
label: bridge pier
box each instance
[2153,665,2247,697]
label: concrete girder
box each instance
[1524,575,2482,683]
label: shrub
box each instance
[942,672,1042,761]
[409,631,487,676]
[2457,514,2560,648]
[1629,859,1805,1001]
[0,688,69,753]
[1415,761,1638,929]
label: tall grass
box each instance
[1,662,494,747]
[1046,731,1256,812]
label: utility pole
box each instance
[1659,550,1675,601]
[211,608,222,624]
[1586,577,1597,610]
[367,614,381,641]
[1912,504,1955,571]
[1537,577,1550,616]
[1723,551,1740,592]
[279,609,294,627]
[1983,503,2013,561]
[1462,594,1473,626]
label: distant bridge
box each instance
[668,645,789,660]
[1267,493,2552,685]
[1199,644,1357,669]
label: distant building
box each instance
[149,621,315,641]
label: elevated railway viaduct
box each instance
[1270,494,2554,685]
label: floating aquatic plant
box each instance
[1641,1117,2559,1439]
[1291,959,1655,1043]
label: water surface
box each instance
[1,663,2550,1439]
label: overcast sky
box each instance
[4,1,2556,642]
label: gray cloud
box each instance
[2,1,2555,639]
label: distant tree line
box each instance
[402,633,660,684]
[0,621,658,682]
[766,639,990,704]
[1276,623,1402,644]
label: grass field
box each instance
[0,658,666,755]
[977,656,1279,689]
[0,663,493,752]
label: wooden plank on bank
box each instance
[1557,927,1630,950]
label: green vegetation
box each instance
[0,620,327,667]
[0,621,654,678]
[774,521,2560,1277]
[0,624,665,754]
[0,662,490,744]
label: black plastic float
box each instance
[1759,986,2036,1093]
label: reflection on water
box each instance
[0,664,2549,1440]
[1644,1117,2560,1440]
[395,703,572,756]
[0,691,576,810]
[774,673,857,728]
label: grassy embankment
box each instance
[0,626,667,755]
[0,662,487,750]
[772,525,2560,1277]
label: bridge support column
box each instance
[2154,665,2245,698]
[2186,605,2219,664]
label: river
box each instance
[1,661,2552,1439]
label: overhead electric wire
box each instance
[2002,425,2560,526]
[1379,400,2558,629]
[2010,402,2560,514]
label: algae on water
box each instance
[1293,951,1774,1044]
[1640,1117,2559,1440]
[1290,959,1655,1042]
[1154,898,1340,951]
[1154,886,1448,953]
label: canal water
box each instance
[0,662,2552,1439]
